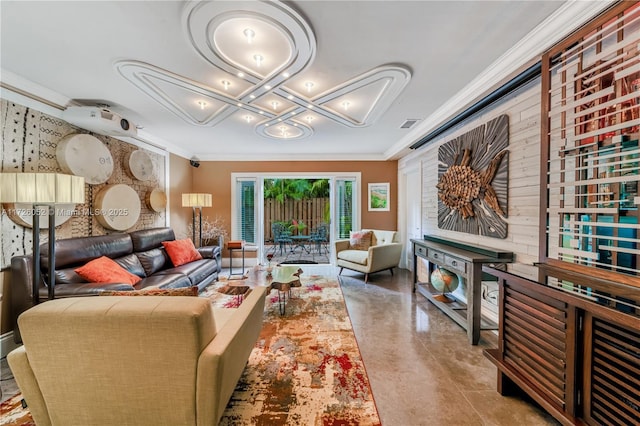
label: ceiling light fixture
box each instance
[304,81,314,93]
[250,94,256,99]
[291,111,297,115]
[282,72,290,78]
[259,111,264,115]
[244,115,254,123]
[305,115,314,123]
[236,103,242,107]
[221,80,231,90]
[265,85,272,90]
[307,104,314,109]
[254,54,263,67]
[243,28,255,44]
[287,95,294,100]
[197,101,207,110]
[271,101,279,111]
[341,101,350,111]
[237,72,245,78]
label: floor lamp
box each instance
[182,193,212,247]
[0,173,85,304]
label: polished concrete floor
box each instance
[335,266,560,426]
[2,265,560,425]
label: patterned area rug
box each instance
[1,276,380,426]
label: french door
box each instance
[231,173,360,264]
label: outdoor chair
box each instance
[272,222,293,255]
[310,224,329,255]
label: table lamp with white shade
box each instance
[182,193,212,247]
[0,173,85,304]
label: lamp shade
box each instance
[0,173,85,204]
[182,193,212,207]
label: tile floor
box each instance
[1,265,560,425]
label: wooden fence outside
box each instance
[264,197,329,241]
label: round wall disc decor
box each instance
[3,203,77,229]
[94,184,141,231]
[56,133,114,184]
[127,149,155,181]
[146,189,166,212]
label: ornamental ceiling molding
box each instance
[115,0,411,141]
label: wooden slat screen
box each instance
[587,317,640,425]
[503,285,569,409]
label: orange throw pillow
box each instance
[162,239,203,267]
[75,256,142,285]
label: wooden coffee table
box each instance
[243,265,303,315]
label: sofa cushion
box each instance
[134,274,192,290]
[75,256,142,285]
[162,239,203,267]
[41,233,133,271]
[54,267,86,284]
[100,286,199,297]
[349,230,372,250]
[129,227,176,252]
[136,248,170,276]
[113,253,146,278]
[156,259,217,286]
[337,249,369,265]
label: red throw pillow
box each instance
[162,239,203,267]
[349,230,372,250]
[75,256,142,285]
[100,286,199,296]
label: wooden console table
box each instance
[412,236,513,345]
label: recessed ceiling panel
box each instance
[321,79,390,124]
[213,17,293,79]
[114,2,411,140]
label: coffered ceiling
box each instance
[0,1,614,161]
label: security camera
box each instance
[190,159,200,168]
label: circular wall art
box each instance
[3,203,77,229]
[127,149,155,181]
[56,133,114,184]
[146,189,166,213]
[94,184,141,231]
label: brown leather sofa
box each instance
[10,227,221,342]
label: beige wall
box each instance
[168,153,194,240]
[191,160,398,239]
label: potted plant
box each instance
[289,219,307,235]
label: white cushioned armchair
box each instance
[335,229,402,283]
[7,287,267,426]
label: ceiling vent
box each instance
[400,119,420,129]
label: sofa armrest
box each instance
[198,245,222,273]
[197,245,221,260]
[367,243,403,272]
[7,346,52,426]
[195,286,267,425]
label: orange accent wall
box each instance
[188,160,398,238]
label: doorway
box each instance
[231,173,360,266]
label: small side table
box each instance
[228,240,245,276]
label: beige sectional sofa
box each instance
[8,286,267,426]
[335,229,402,283]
